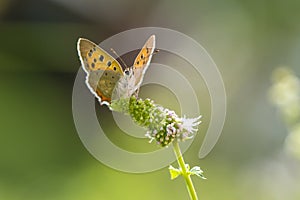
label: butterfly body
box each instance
[77,35,155,105]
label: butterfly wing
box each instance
[132,35,156,92]
[77,38,123,105]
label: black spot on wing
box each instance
[99,55,104,62]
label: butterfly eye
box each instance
[124,70,130,75]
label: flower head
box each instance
[111,96,201,147]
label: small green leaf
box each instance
[190,166,206,179]
[169,165,181,180]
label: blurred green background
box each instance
[1,0,300,199]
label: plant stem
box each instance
[173,140,199,200]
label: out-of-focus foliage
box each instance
[270,67,300,158]
[1,0,300,200]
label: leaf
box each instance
[190,166,206,179]
[169,165,181,180]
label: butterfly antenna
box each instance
[110,48,128,68]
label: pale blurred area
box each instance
[1,0,300,199]
[270,67,300,158]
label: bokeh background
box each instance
[1,0,300,199]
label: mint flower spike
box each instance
[110,96,204,200]
[110,96,202,147]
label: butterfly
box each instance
[77,35,156,106]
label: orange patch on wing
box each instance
[134,48,151,68]
[96,90,111,102]
[78,38,123,73]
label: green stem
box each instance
[173,140,199,200]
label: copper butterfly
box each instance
[77,35,156,105]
